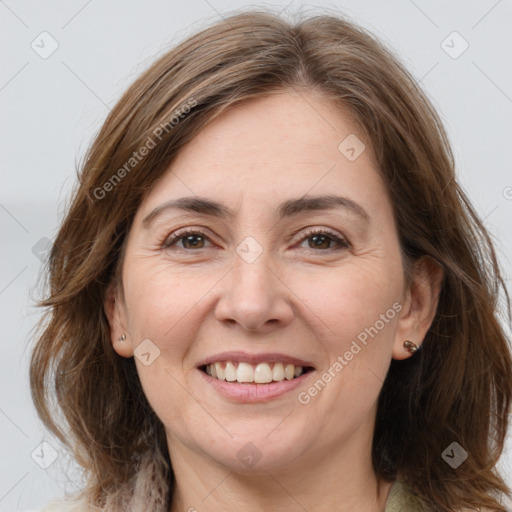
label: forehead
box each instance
[135,90,386,221]
[178,90,370,164]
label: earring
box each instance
[119,333,126,342]
[403,340,419,354]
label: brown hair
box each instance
[29,7,512,511]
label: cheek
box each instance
[123,263,202,428]
[298,258,403,345]
[294,257,403,412]
[123,260,208,360]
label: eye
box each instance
[296,227,350,251]
[161,229,214,250]
[161,227,350,252]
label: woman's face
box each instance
[107,90,425,473]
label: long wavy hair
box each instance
[29,8,512,511]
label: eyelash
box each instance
[161,227,350,252]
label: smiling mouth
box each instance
[199,361,315,384]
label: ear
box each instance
[393,256,444,360]
[104,280,134,358]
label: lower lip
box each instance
[197,368,314,403]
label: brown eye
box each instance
[180,234,206,249]
[162,230,212,250]
[298,228,350,251]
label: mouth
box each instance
[199,361,315,384]
[195,352,317,402]
[197,362,315,403]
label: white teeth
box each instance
[236,362,254,383]
[204,361,307,383]
[225,361,237,382]
[284,364,295,380]
[254,363,273,383]
[214,362,225,381]
[272,362,285,381]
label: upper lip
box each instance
[197,351,316,369]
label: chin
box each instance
[196,428,310,473]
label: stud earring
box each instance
[403,340,419,354]
[119,333,126,342]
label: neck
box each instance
[167,429,394,512]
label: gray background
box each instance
[1,0,511,510]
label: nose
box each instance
[214,249,294,334]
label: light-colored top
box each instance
[25,479,426,511]
[384,479,425,511]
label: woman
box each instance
[29,8,512,512]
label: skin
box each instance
[105,89,443,512]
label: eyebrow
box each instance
[141,194,370,229]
